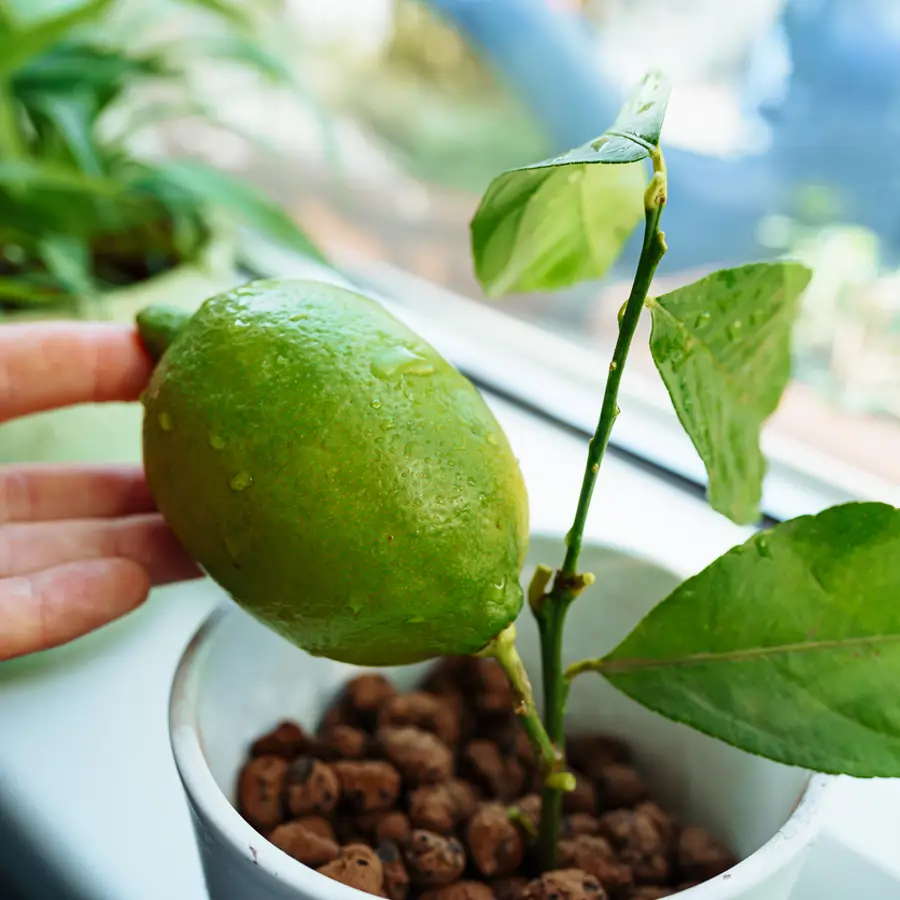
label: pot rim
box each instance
[171,581,833,900]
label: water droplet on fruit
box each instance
[406,615,425,625]
[486,434,499,446]
[230,471,253,491]
[371,399,383,409]
[371,346,435,378]
[693,312,711,328]
[757,537,773,560]
[158,412,173,431]
[209,433,226,450]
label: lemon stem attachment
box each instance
[532,150,669,872]
[136,304,192,362]
[478,624,570,786]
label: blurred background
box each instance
[3,0,900,482]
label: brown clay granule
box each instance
[379,691,461,746]
[291,816,336,842]
[420,881,496,900]
[318,725,371,761]
[318,842,384,894]
[567,736,632,781]
[333,760,401,812]
[237,755,287,832]
[466,803,524,878]
[557,834,633,897]
[563,813,600,837]
[409,780,478,834]
[284,757,340,817]
[595,764,649,811]
[345,674,397,721]
[677,826,737,881]
[268,821,340,867]
[630,888,674,900]
[404,830,467,887]
[378,840,411,900]
[251,721,311,759]
[490,876,529,900]
[357,810,413,846]
[563,772,597,815]
[522,868,608,900]
[460,739,508,798]
[377,727,454,785]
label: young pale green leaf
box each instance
[594,502,900,776]
[470,71,670,297]
[156,159,329,266]
[647,262,812,525]
[591,68,671,164]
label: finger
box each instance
[0,513,201,584]
[0,464,156,524]
[0,322,153,423]
[0,558,150,661]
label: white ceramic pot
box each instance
[0,228,239,465]
[170,537,831,900]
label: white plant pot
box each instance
[0,229,239,465]
[170,536,831,900]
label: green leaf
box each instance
[470,71,670,297]
[471,157,645,297]
[590,68,671,164]
[0,0,113,77]
[595,502,900,777]
[156,159,328,265]
[646,261,812,525]
[0,157,120,194]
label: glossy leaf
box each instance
[157,159,329,265]
[599,502,900,776]
[646,262,812,525]
[470,71,670,297]
[590,69,671,164]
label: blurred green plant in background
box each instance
[0,0,325,315]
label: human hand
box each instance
[0,322,200,661]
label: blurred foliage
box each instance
[0,0,325,314]
[338,0,550,193]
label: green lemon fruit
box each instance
[138,279,528,665]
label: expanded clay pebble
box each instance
[292,816,336,842]
[318,843,384,895]
[471,659,514,717]
[357,810,413,845]
[467,803,524,878]
[630,889,674,900]
[595,765,649,811]
[566,736,632,781]
[491,876,529,900]
[268,821,339,867]
[284,757,340,817]
[318,725,371,761]
[460,739,508,798]
[237,755,287,832]
[379,691,461,746]
[557,835,633,898]
[333,760,401,812]
[251,721,312,759]
[522,869,608,900]
[378,840,411,900]
[345,674,397,727]
[420,881,496,900]
[562,772,597,816]
[563,814,601,837]
[376,727,454,785]
[677,827,737,882]
[404,830,467,887]
[409,781,478,834]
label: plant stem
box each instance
[534,151,668,872]
[480,624,565,778]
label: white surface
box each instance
[1,394,899,899]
